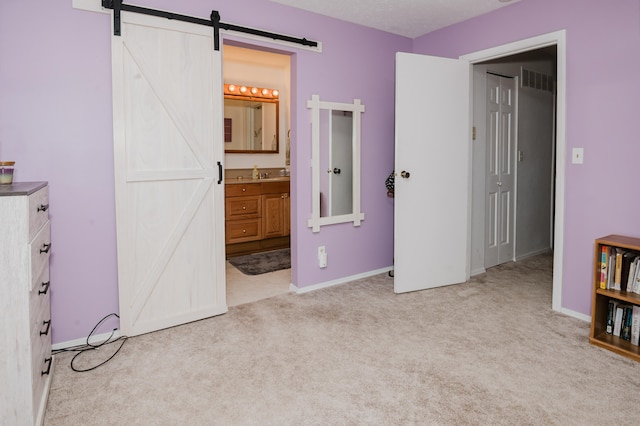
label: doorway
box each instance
[464,31,565,312]
[222,43,293,307]
[472,46,557,272]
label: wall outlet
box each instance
[318,246,327,268]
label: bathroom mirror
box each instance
[224,84,279,153]
[307,95,365,232]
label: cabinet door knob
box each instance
[242,188,246,192]
[242,229,246,233]
[242,206,246,210]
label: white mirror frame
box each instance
[307,94,365,233]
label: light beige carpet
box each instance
[45,253,640,425]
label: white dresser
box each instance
[0,182,53,426]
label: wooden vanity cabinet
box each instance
[225,180,290,257]
[262,181,290,239]
[225,183,262,244]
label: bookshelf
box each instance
[589,235,640,362]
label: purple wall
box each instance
[413,0,640,315]
[0,0,408,343]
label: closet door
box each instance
[111,12,227,336]
[394,52,470,294]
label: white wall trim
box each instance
[559,308,590,323]
[52,330,122,351]
[460,29,567,314]
[291,267,393,294]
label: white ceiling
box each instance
[269,0,519,39]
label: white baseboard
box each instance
[52,329,122,351]
[290,266,393,294]
[515,247,553,261]
[557,307,590,323]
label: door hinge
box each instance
[472,126,476,141]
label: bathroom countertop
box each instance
[225,177,290,184]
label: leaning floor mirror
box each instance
[307,94,365,232]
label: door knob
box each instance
[333,168,341,175]
[401,171,410,179]
[497,181,502,186]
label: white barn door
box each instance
[394,52,470,293]
[111,12,227,336]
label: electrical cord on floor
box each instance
[52,313,128,372]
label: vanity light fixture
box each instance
[224,84,279,100]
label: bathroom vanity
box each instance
[225,177,290,257]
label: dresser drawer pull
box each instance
[40,320,51,336]
[37,203,49,212]
[38,281,50,295]
[40,243,51,254]
[41,357,53,376]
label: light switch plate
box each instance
[571,147,584,164]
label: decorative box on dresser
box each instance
[0,182,53,426]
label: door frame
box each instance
[461,30,566,313]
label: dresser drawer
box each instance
[225,183,261,197]
[225,196,261,220]
[29,267,50,324]
[225,219,262,244]
[29,221,51,292]
[28,186,49,241]
[30,299,52,422]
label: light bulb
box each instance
[240,86,247,93]
[272,90,279,97]
[251,87,258,94]
[262,88,269,96]
[228,84,236,92]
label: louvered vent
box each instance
[520,67,555,93]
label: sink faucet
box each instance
[259,172,270,179]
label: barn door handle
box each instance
[217,161,223,184]
[401,171,410,179]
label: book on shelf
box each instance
[621,305,633,341]
[626,256,639,292]
[606,300,617,334]
[614,305,624,337]
[599,245,609,289]
[633,262,640,295]
[631,305,640,346]
[621,251,637,291]
[607,250,616,290]
[614,249,623,291]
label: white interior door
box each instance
[485,74,516,268]
[111,12,227,336]
[394,52,470,293]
